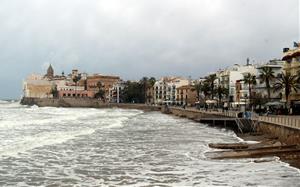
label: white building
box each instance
[216,64,258,107]
[108,81,125,103]
[153,77,189,105]
[234,64,257,105]
[255,59,284,100]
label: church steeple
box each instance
[46,64,54,79]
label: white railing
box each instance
[258,116,300,130]
[170,107,300,130]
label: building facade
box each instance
[176,85,197,106]
[255,59,284,101]
[153,77,189,105]
[146,86,155,104]
[87,75,120,100]
[282,43,300,102]
[23,65,120,100]
[108,81,125,103]
[213,64,258,108]
[23,74,53,98]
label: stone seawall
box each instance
[167,107,227,119]
[20,97,161,111]
[167,107,300,145]
[257,122,300,145]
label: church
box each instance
[23,64,122,102]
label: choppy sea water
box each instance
[0,100,299,186]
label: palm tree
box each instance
[205,74,217,100]
[95,81,105,100]
[243,73,257,109]
[148,77,156,87]
[193,82,203,102]
[201,82,210,100]
[273,72,300,108]
[73,74,81,98]
[50,84,59,98]
[216,85,229,107]
[140,77,149,103]
[259,66,275,101]
[146,77,156,103]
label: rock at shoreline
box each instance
[209,143,249,150]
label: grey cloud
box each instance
[0,0,298,98]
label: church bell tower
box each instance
[46,64,54,79]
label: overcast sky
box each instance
[0,0,298,99]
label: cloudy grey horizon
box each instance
[0,0,299,99]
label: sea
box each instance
[0,100,299,186]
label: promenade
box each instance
[165,106,300,145]
[181,107,300,131]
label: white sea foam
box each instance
[0,100,22,108]
[0,128,95,157]
[0,100,9,104]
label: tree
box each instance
[216,85,229,107]
[205,74,217,100]
[259,67,275,101]
[273,72,300,108]
[148,77,156,87]
[95,81,105,100]
[120,81,144,103]
[243,73,257,109]
[201,81,210,100]
[139,77,157,103]
[140,77,149,103]
[50,85,59,98]
[73,74,81,98]
[146,77,156,103]
[252,93,268,110]
[193,82,203,102]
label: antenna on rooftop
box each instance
[246,58,250,66]
[188,75,192,85]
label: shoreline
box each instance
[160,106,300,170]
[236,133,300,169]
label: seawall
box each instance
[20,97,161,111]
[164,107,254,133]
[165,107,300,145]
[257,122,300,145]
